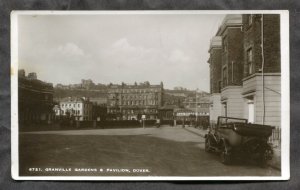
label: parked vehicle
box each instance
[205,116,274,166]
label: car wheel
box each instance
[258,148,273,167]
[205,138,212,152]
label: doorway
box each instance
[247,99,255,123]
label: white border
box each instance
[11,10,290,181]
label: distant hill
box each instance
[53,86,209,106]
[164,89,209,97]
[53,88,107,104]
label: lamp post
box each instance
[195,89,198,127]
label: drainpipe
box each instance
[261,14,265,125]
[231,61,234,83]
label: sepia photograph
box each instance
[11,11,290,180]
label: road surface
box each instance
[19,126,280,176]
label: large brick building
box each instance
[18,70,54,126]
[208,36,222,123]
[216,15,244,119]
[183,93,210,117]
[208,14,281,128]
[107,82,164,120]
[241,14,281,126]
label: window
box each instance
[222,67,228,87]
[218,81,222,92]
[247,48,253,75]
[223,36,228,52]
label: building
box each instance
[55,79,101,90]
[81,79,95,90]
[241,14,281,127]
[208,36,223,124]
[18,70,54,126]
[92,103,107,121]
[183,93,210,119]
[158,105,178,120]
[208,14,281,128]
[58,97,93,121]
[107,82,164,120]
[216,14,245,118]
[163,93,185,108]
[174,108,209,127]
[53,105,62,119]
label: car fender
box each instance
[220,138,231,152]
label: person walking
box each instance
[156,118,161,128]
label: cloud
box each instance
[168,49,190,63]
[57,43,85,56]
[100,38,160,69]
[19,42,95,84]
[112,38,135,51]
[102,38,192,69]
[18,14,226,91]
[94,38,199,88]
[109,38,153,60]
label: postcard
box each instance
[11,10,290,180]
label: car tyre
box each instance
[205,138,212,153]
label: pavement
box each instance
[22,125,205,143]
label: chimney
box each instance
[27,72,37,80]
[18,69,25,78]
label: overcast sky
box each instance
[18,13,225,91]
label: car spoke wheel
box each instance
[258,146,273,167]
[205,138,211,152]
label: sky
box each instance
[18,13,225,91]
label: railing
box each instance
[269,127,281,148]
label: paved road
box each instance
[20,126,280,176]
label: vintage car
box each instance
[204,116,274,166]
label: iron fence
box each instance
[269,127,281,148]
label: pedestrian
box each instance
[156,118,161,128]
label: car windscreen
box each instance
[219,118,247,125]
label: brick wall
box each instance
[243,14,281,77]
[209,48,222,93]
[263,14,281,73]
[222,27,244,87]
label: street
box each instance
[19,126,280,176]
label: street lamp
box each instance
[195,89,198,127]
